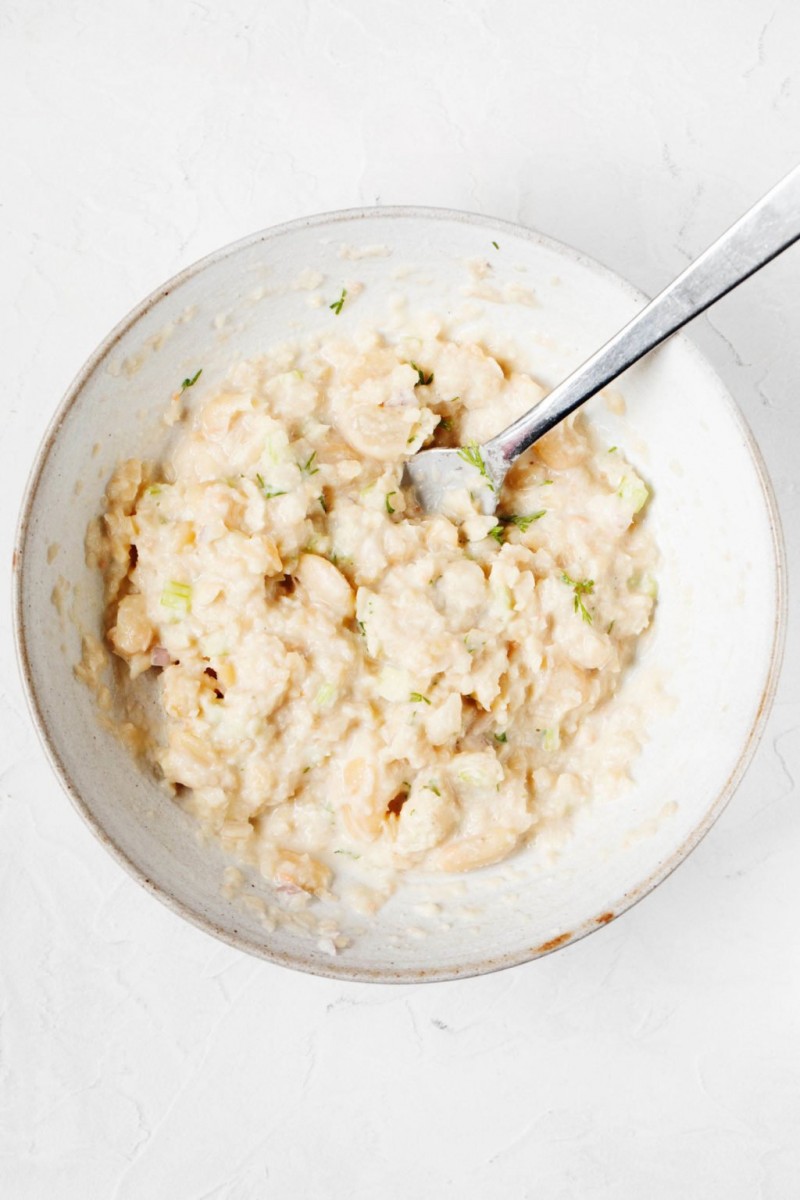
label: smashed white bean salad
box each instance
[88,327,657,911]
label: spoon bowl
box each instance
[402,446,501,515]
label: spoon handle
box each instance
[485,163,800,468]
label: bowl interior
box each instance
[16,209,783,981]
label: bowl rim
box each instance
[12,204,788,983]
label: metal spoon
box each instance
[404,164,800,515]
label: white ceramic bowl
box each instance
[14,208,785,982]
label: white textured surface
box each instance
[2,1,799,1195]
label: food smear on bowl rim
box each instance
[82,323,657,918]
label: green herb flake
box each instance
[334,848,361,859]
[409,361,434,387]
[457,441,495,491]
[409,691,431,705]
[607,620,615,634]
[491,240,500,250]
[255,473,287,500]
[561,571,595,623]
[385,491,397,515]
[440,417,453,431]
[329,288,347,315]
[500,511,546,533]
[180,369,202,391]
[319,493,329,513]
[494,731,508,744]
[301,451,319,476]
[608,446,618,453]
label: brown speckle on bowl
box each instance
[537,932,572,953]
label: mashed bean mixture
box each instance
[89,328,656,906]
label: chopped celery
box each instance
[314,683,337,709]
[629,571,658,598]
[263,427,291,466]
[160,581,191,614]
[617,474,650,514]
[490,581,513,613]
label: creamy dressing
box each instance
[87,326,657,911]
